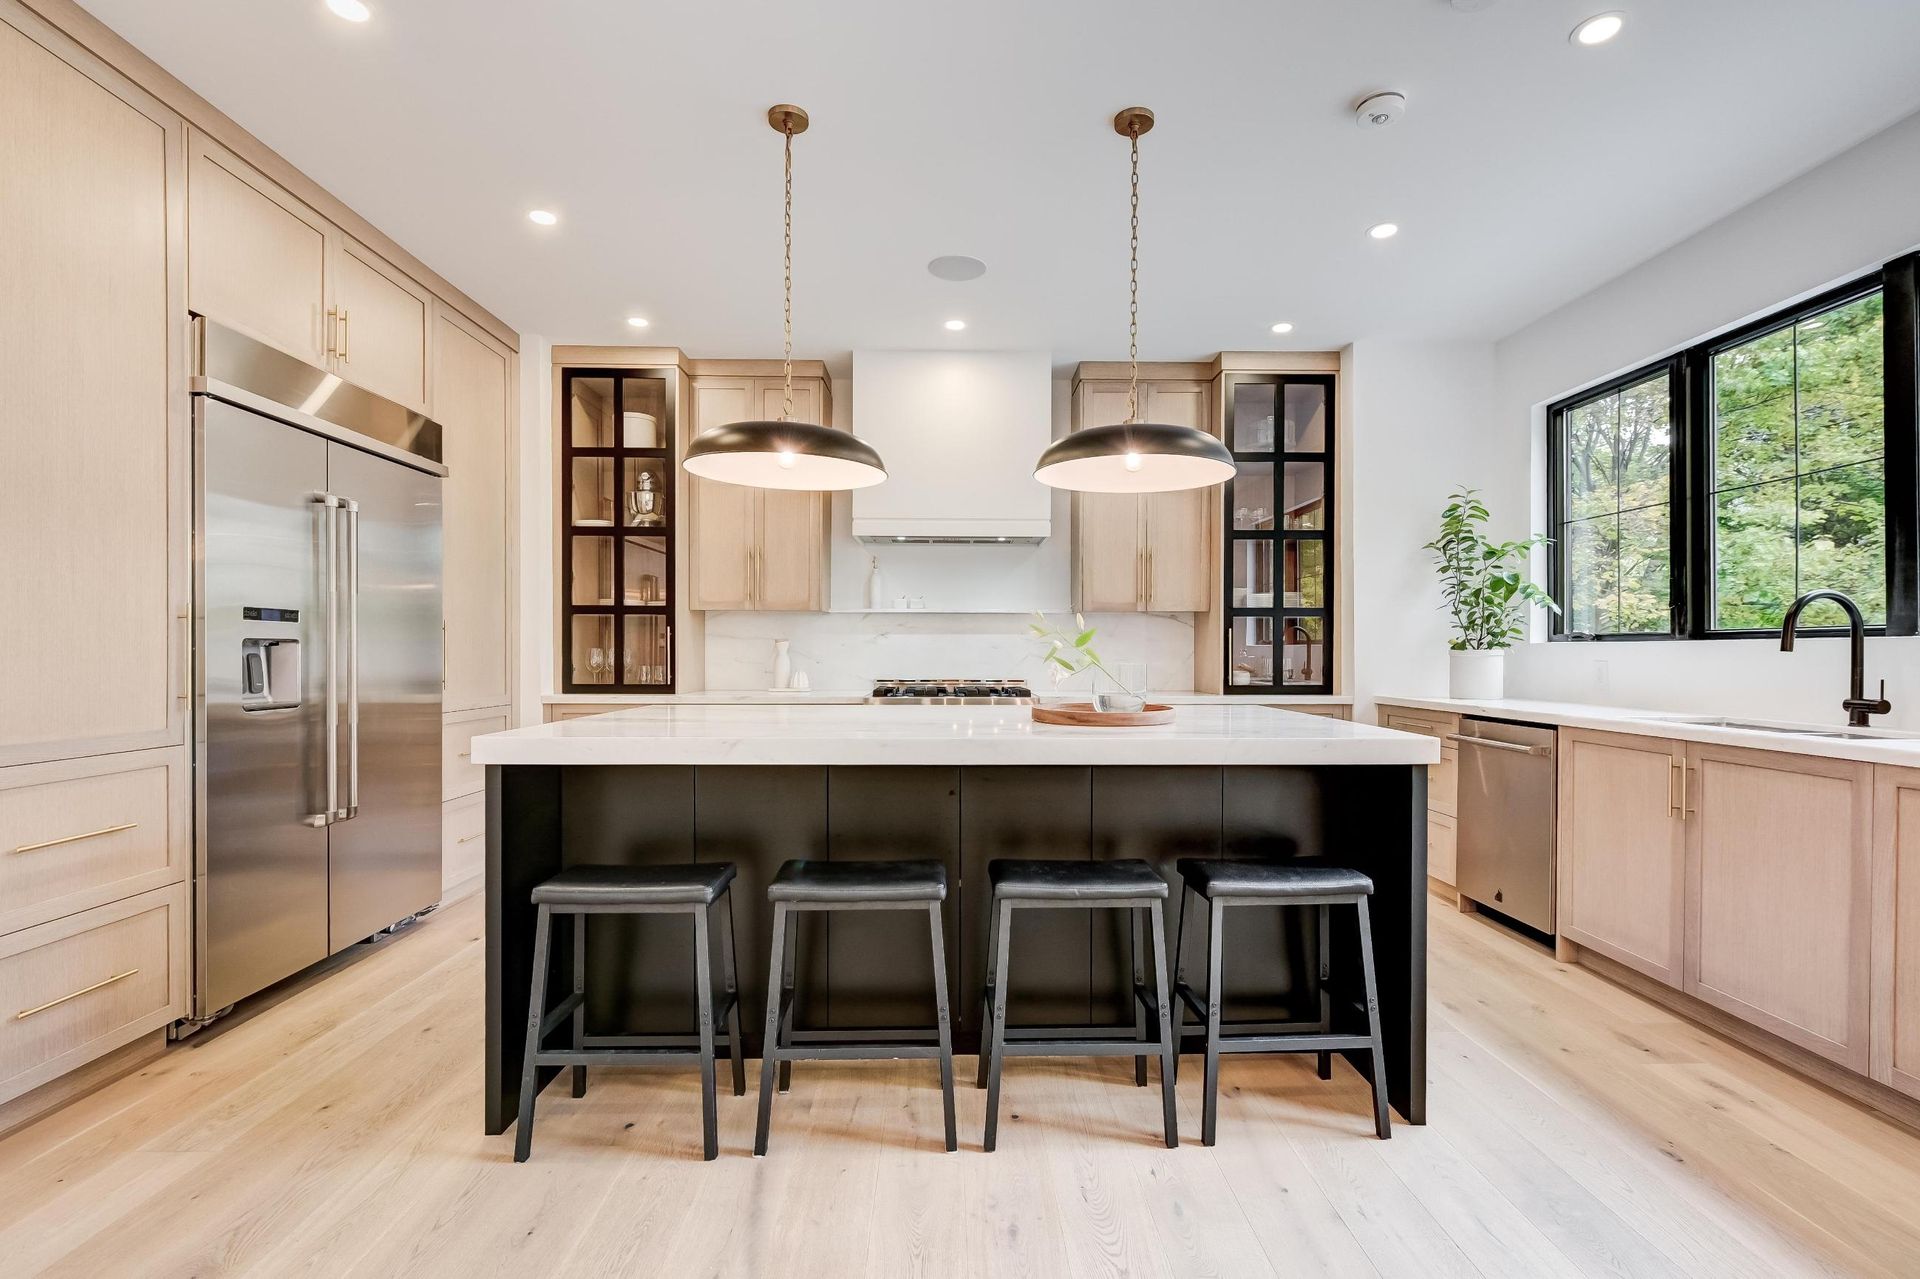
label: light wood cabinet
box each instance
[1,11,186,768]
[187,130,433,414]
[334,235,433,413]
[1684,743,1872,1071]
[434,306,513,712]
[1871,765,1920,1099]
[1069,379,1213,614]
[1556,728,1689,987]
[686,374,833,611]
[441,793,486,894]
[1375,706,1460,888]
[441,710,509,802]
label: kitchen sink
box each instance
[1656,715,1920,741]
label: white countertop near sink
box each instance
[475,702,1431,768]
[1376,694,1920,767]
[541,690,1354,707]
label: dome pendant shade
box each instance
[1033,421,1236,494]
[683,419,887,491]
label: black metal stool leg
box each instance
[693,903,719,1160]
[1317,903,1333,1081]
[1148,898,1178,1148]
[1202,897,1225,1147]
[754,902,788,1156]
[1171,883,1190,1083]
[928,902,957,1152]
[982,897,1013,1152]
[513,904,553,1163]
[975,892,1003,1090]
[1131,906,1148,1087]
[571,912,588,1098]
[720,889,746,1097]
[1356,897,1390,1139]
[777,907,798,1094]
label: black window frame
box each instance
[1546,253,1919,642]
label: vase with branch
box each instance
[1424,488,1559,698]
[1029,613,1143,712]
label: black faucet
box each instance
[1779,589,1890,728]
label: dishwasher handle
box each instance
[1445,732,1549,757]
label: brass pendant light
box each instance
[684,105,887,491]
[1034,107,1236,494]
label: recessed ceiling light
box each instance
[626,316,650,329]
[1571,11,1624,45]
[1368,222,1399,240]
[1270,322,1294,335]
[326,0,370,22]
[927,255,987,282]
[527,209,558,226]
[944,319,967,332]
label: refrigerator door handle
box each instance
[342,498,361,821]
[313,494,343,826]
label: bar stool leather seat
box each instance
[988,858,1169,901]
[1174,859,1373,899]
[531,863,737,907]
[765,858,947,903]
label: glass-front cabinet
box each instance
[560,368,677,691]
[1222,373,1334,694]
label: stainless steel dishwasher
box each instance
[1449,717,1557,934]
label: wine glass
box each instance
[587,646,608,682]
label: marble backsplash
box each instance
[702,611,1197,692]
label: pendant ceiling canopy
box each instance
[683,104,887,492]
[1034,107,1235,494]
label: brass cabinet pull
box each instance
[1682,764,1696,816]
[325,306,338,359]
[339,307,350,363]
[12,822,138,855]
[456,750,471,759]
[456,832,483,845]
[16,968,139,1020]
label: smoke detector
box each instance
[1449,0,1499,11]
[1354,92,1407,130]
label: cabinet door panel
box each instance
[1686,744,1871,1070]
[434,309,511,711]
[687,379,757,610]
[1142,382,1213,612]
[1872,766,1920,1098]
[1556,729,1686,986]
[753,379,827,611]
[1071,381,1143,612]
[187,132,328,366]
[334,237,431,413]
[2,17,184,763]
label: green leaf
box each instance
[1074,628,1095,648]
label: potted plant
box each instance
[1424,489,1559,699]
[1030,612,1143,712]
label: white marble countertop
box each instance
[1375,694,1920,767]
[540,690,1355,707]
[474,703,1434,767]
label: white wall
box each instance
[515,336,553,726]
[1345,340,1499,720]
[1484,110,1920,726]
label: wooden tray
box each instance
[1031,701,1175,727]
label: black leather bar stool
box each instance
[976,858,1177,1151]
[514,863,744,1163]
[1172,859,1388,1144]
[754,859,956,1155]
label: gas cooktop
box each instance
[868,679,1033,705]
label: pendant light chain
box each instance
[1127,121,1141,425]
[781,120,795,422]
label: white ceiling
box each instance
[81,0,1920,370]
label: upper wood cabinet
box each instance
[434,306,513,712]
[0,11,186,767]
[1069,377,1213,614]
[686,374,832,611]
[1871,765,1920,1100]
[1556,728,1688,987]
[1684,743,1872,1072]
[187,130,432,414]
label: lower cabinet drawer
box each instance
[0,883,185,1103]
[442,793,486,893]
[443,713,508,801]
[0,748,186,937]
[1428,812,1457,886]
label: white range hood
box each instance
[850,349,1052,543]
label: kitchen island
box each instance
[474,703,1439,1135]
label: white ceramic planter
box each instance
[1449,649,1505,700]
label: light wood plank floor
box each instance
[4,889,1919,1278]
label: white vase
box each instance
[866,558,886,611]
[772,640,791,690]
[1448,649,1504,700]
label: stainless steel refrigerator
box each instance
[190,319,446,1018]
